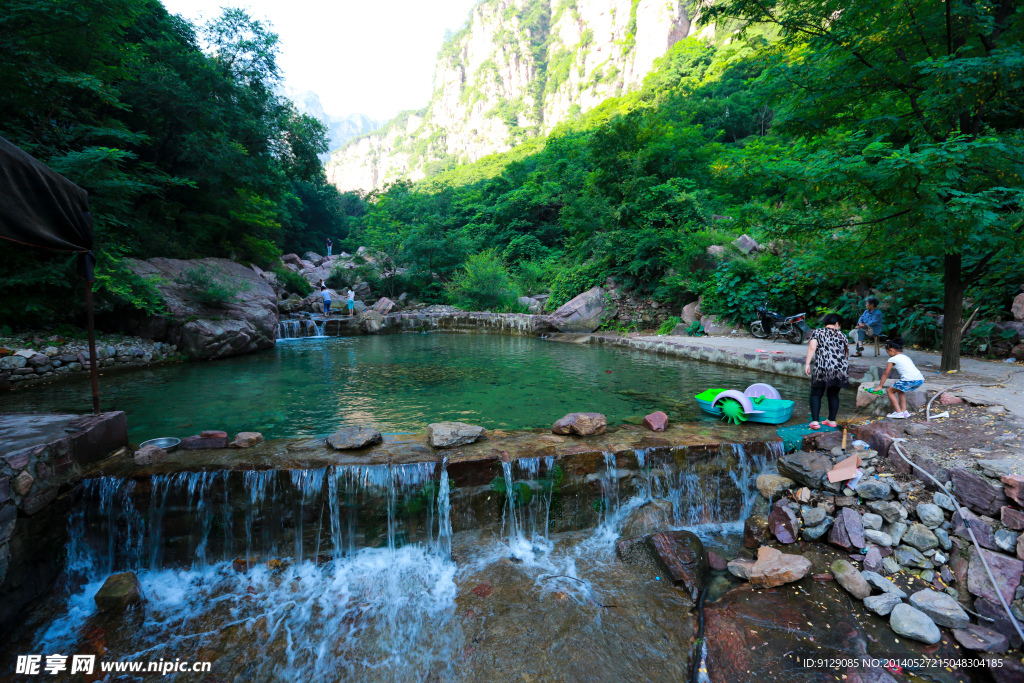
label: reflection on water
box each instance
[0,334,834,441]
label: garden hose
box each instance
[924,369,1024,420]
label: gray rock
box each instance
[802,519,832,541]
[863,571,908,598]
[831,559,871,599]
[862,512,883,530]
[0,355,26,370]
[856,479,892,500]
[546,286,607,333]
[934,527,951,551]
[801,506,826,526]
[869,500,907,524]
[894,545,930,568]
[978,459,1014,478]
[933,491,957,512]
[995,529,1019,553]
[133,445,166,466]
[326,426,383,450]
[903,523,939,551]
[882,557,901,575]
[94,572,145,613]
[909,589,970,629]
[731,233,761,254]
[864,529,893,547]
[426,422,486,449]
[890,604,942,644]
[777,451,837,491]
[916,503,945,528]
[865,593,903,616]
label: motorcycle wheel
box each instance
[785,326,804,344]
[750,321,768,339]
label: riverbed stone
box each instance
[951,467,1008,516]
[830,560,871,599]
[756,474,794,500]
[619,499,674,540]
[326,427,382,450]
[829,507,865,550]
[642,411,668,432]
[995,529,1019,553]
[646,530,707,600]
[974,597,1024,649]
[551,412,606,436]
[909,589,969,628]
[952,507,996,549]
[802,518,832,541]
[856,479,892,501]
[916,502,945,528]
[426,422,485,448]
[952,624,1009,653]
[133,445,166,466]
[94,572,145,612]
[933,491,957,512]
[862,512,883,530]
[889,604,941,644]
[864,593,903,616]
[801,506,826,526]
[767,499,801,544]
[1002,506,1024,530]
[777,451,835,491]
[727,546,811,588]
[546,286,606,333]
[968,547,1023,605]
[229,432,264,448]
[862,570,907,598]
[179,431,229,449]
[743,515,770,548]
[1004,474,1024,506]
[869,500,907,524]
[864,529,893,547]
[894,545,930,569]
[863,547,883,573]
[903,523,939,551]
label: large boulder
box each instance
[518,296,542,314]
[359,309,385,333]
[619,499,674,540]
[546,287,606,333]
[681,300,701,324]
[1012,289,1024,322]
[327,426,382,450]
[94,572,145,612]
[645,530,707,600]
[777,451,835,491]
[427,422,485,448]
[125,257,278,360]
[699,315,741,336]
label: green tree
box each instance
[706,0,1024,370]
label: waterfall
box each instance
[436,459,451,558]
[599,451,620,524]
[310,318,327,337]
[278,319,301,339]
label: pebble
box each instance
[863,571,907,598]
[916,503,945,528]
[801,506,826,526]
[864,593,902,616]
[890,603,942,644]
[933,492,957,512]
[862,513,883,530]
[886,521,908,546]
[864,529,893,547]
[882,557,901,575]
[934,528,951,550]
[909,589,970,629]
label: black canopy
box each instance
[0,135,100,412]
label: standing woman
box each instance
[804,313,849,429]
[326,237,332,258]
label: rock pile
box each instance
[0,336,177,388]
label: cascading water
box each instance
[309,318,327,337]
[277,319,301,339]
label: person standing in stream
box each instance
[804,313,850,430]
[347,287,355,317]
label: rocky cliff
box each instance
[326,0,709,192]
[281,87,380,162]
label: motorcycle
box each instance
[749,303,810,344]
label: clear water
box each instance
[0,333,830,441]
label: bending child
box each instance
[875,337,924,419]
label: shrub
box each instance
[273,266,313,297]
[174,267,248,308]
[656,316,681,335]
[445,249,522,312]
[238,236,283,269]
[547,262,603,310]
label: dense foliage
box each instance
[0,0,360,324]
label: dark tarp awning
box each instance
[0,135,95,279]
[0,135,101,413]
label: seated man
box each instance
[849,297,883,356]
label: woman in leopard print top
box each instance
[803,313,850,429]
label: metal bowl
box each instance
[140,437,180,453]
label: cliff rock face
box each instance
[327,0,707,192]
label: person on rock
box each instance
[321,285,332,317]
[804,313,849,430]
[347,288,355,317]
[326,237,332,259]
[849,297,883,356]
[876,337,924,419]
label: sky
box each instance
[161,0,480,121]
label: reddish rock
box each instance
[727,546,811,588]
[951,624,1009,653]
[551,412,606,436]
[1013,292,1024,322]
[974,597,1024,649]
[1001,506,1024,530]
[707,551,728,571]
[21,486,57,515]
[767,499,800,544]
[13,471,33,496]
[470,582,493,598]
[642,411,668,432]
[1003,474,1024,506]
[3,448,32,471]
[852,420,898,459]
[952,506,996,549]
[200,430,228,439]
[179,432,229,449]
[937,392,964,405]
[951,467,1007,516]
[743,515,770,549]
[646,530,707,600]
[829,507,865,550]
[863,546,882,573]
[967,547,1023,605]
[990,657,1024,683]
